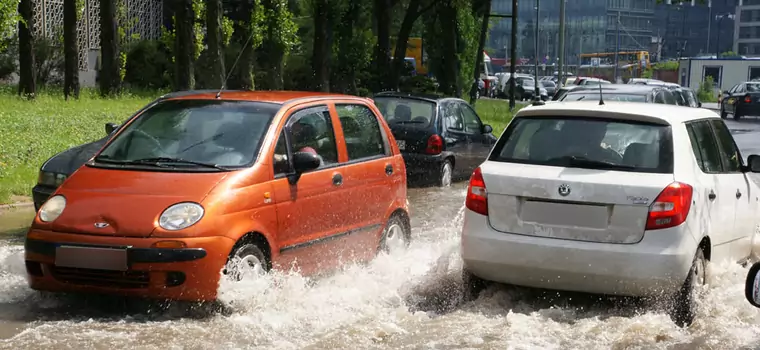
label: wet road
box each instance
[2,116,760,349]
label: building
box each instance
[678,57,760,91]
[654,0,737,60]
[488,0,655,68]
[30,0,163,86]
[735,0,760,55]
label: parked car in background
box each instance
[672,87,701,108]
[551,84,578,101]
[373,92,497,187]
[26,90,411,302]
[575,77,612,86]
[540,80,556,97]
[461,101,760,327]
[628,78,664,85]
[719,81,760,120]
[559,84,679,105]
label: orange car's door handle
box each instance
[332,173,343,186]
[385,164,393,176]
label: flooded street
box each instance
[2,182,760,349]
[3,118,760,349]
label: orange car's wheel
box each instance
[379,214,410,254]
[223,243,268,282]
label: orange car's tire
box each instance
[223,243,268,282]
[379,214,410,254]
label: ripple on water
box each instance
[1,194,760,349]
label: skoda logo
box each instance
[94,222,109,228]
[558,184,571,197]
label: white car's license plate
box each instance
[396,140,406,150]
[55,245,128,271]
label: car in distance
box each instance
[671,87,702,108]
[559,84,679,105]
[719,81,760,120]
[373,92,497,187]
[26,91,411,301]
[460,101,760,327]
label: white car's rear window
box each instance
[490,117,673,173]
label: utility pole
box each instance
[509,0,518,110]
[613,11,620,82]
[533,0,540,101]
[558,0,565,88]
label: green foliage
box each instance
[455,1,479,96]
[720,50,739,58]
[124,40,173,89]
[261,0,298,54]
[0,0,20,52]
[653,61,679,70]
[698,76,717,102]
[0,86,152,204]
[191,0,205,59]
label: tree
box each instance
[372,0,400,90]
[63,0,80,99]
[311,0,330,91]
[99,0,120,96]
[174,0,196,91]
[17,0,35,99]
[469,0,490,104]
[332,0,372,94]
[226,0,256,90]
[0,0,20,53]
[258,0,297,90]
[389,0,435,90]
[205,0,225,88]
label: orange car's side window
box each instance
[334,104,388,161]
[273,131,290,176]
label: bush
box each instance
[124,40,173,90]
[0,37,17,82]
[698,76,717,103]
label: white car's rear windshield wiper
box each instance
[547,155,635,171]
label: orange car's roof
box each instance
[166,90,365,104]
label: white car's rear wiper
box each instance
[548,155,635,170]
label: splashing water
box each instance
[1,186,760,349]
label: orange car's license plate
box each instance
[55,245,128,271]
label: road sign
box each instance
[591,57,600,67]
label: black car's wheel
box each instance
[669,248,706,327]
[436,159,453,187]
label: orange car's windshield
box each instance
[94,99,280,170]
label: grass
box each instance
[474,98,523,137]
[0,87,153,204]
[0,88,521,205]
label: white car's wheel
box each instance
[670,248,706,327]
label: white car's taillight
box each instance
[646,182,693,230]
[465,167,488,216]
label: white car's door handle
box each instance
[737,190,743,199]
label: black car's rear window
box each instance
[373,97,436,128]
[489,116,673,173]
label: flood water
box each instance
[1,182,760,350]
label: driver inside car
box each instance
[272,121,325,168]
[560,121,623,163]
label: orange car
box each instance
[25,90,410,301]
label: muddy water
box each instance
[1,184,760,349]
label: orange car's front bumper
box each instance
[24,229,236,301]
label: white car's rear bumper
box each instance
[460,210,698,297]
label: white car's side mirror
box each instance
[745,262,760,308]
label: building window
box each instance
[749,67,760,81]
[703,66,723,87]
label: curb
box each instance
[0,202,34,212]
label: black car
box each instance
[30,90,220,210]
[372,92,497,187]
[720,81,760,120]
[552,84,578,101]
[559,84,679,105]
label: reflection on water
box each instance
[0,207,33,240]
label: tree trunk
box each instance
[469,0,491,105]
[390,0,429,90]
[63,0,80,100]
[174,0,195,91]
[439,0,460,96]
[205,0,225,88]
[17,0,36,99]
[227,0,254,90]
[332,0,359,94]
[311,0,330,92]
[99,0,120,96]
[372,0,392,90]
[259,0,285,90]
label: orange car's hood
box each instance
[48,165,229,237]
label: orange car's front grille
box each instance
[50,266,150,289]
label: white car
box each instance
[460,101,760,327]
